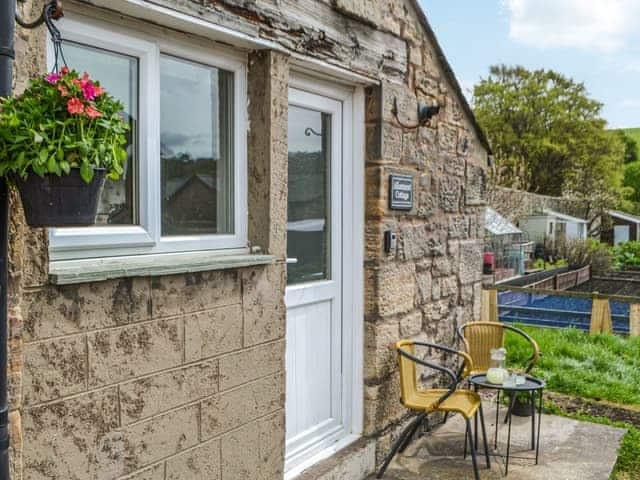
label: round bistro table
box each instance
[469,373,546,476]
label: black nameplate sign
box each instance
[389,174,413,210]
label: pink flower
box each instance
[57,84,69,97]
[45,73,61,84]
[61,66,69,75]
[67,97,84,115]
[94,85,105,97]
[85,106,102,119]
[81,82,97,101]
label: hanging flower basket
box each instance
[0,67,129,227]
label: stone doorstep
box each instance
[293,438,376,480]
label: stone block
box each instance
[201,374,284,439]
[399,224,445,260]
[448,216,470,239]
[443,153,465,178]
[23,334,87,406]
[88,319,183,387]
[459,241,483,285]
[22,278,151,341]
[9,411,22,480]
[368,262,415,317]
[165,440,221,480]
[184,305,243,362]
[364,374,405,435]
[220,412,284,480]
[123,404,199,473]
[439,177,462,213]
[466,161,488,206]
[150,270,240,318]
[23,388,123,480]
[379,122,403,163]
[415,270,432,305]
[364,320,400,380]
[219,341,284,391]
[119,360,219,424]
[432,257,452,277]
[438,124,458,153]
[242,266,286,347]
[440,276,459,299]
[399,311,423,337]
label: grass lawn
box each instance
[505,325,640,405]
[504,325,640,479]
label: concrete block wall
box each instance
[21,269,286,480]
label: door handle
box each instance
[287,258,298,264]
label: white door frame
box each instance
[284,72,365,479]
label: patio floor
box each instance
[372,401,626,480]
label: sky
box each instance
[420,0,640,129]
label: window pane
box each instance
[62,41,139,225]
[287,106,331,285]
[160,55,234,236]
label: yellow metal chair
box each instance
[456,321,540,375]
[457,321,541,444]
[376,340,490,480]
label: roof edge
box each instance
[408,0,492,154]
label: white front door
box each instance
[285,84,355,474]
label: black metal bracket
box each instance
[15,0,63,30]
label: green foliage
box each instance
[620,128,640,160]
[473,65,627,217]
[615,129,640,164]
[505,325,640,405]
[623,160,640,207]
[0,68,129,184]
[612,241,640,268]
[552,239,614,275]
[532,258,567,270]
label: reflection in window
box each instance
[160,55,234,236]
[63,41,139,225]
[287,106,331,285]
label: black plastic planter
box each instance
[15,167,106,227]
[509,394,535,417]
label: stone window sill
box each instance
[49,251,277,285]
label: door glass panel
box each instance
[287,106,331,285]
[63,41,139,225]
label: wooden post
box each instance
[481,289,498,323]
[630,304,640,337]
[590,296,613,335]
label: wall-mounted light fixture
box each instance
[392,98,441,129]
[417,101,440,126]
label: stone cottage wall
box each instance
[8,0,488,478]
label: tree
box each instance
[473,66,626,209]
[617,130,639,164]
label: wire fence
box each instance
[485,284,640,336]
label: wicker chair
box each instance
[376,340,490,480]
[456,321,541,443]
[456,321,540,375]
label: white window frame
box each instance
[47,13,248,261]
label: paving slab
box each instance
[371,402,626,480]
